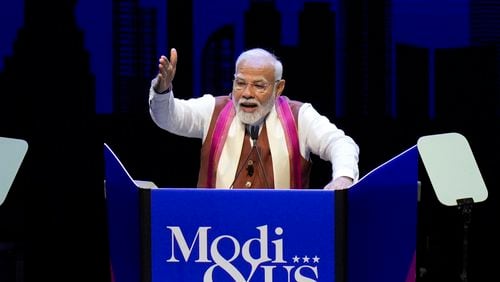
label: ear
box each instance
[275,79,285,97]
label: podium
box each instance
[104,143,418,282]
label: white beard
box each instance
[234,92,276,125]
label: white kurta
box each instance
[149,85,359,188]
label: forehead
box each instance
[236,58,275,80]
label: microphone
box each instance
[249,125,259,144]
[229,125,258,188]
[250,125,271,188]
[229,124,270,188]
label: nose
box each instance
[241,85,255,99]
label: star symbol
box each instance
[293,255,300,263]
[313,255,320,263]
[302,255,310,263]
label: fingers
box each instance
[170,48,177,68]
[155,48,177,93]
[158,48,177,78]
[158,55,168,77]
[323,176,354,190]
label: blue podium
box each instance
[104,144,418,282]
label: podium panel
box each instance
[104,144,418,282]
[149,189,335,281]
[347,146,418,282]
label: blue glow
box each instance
[0,0,475,114]
[75,0,113,114]
[392,0,469,47]
[0,0,24,70]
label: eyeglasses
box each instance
[233,79,280,94]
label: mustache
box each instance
[238,98,261,107]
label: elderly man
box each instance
[149,47,359,190]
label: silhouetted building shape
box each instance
[435,46,497,122]
[201,25,235,96]
[167,0,194,99]
[245,0,281,52]
[298,2,336,119]
[275,45,298,92]
[338,0,392,118]
[139,9,158,95]
[113,0,157,114]
[471,0,500,46]
[395,44,430,123]
[0,1,108,281]
[470,0,500,116]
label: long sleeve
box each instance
[148,79,215,140]
[298,103,360,182]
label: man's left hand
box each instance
[323,176,354,190]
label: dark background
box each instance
[0,0,499,282]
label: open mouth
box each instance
[240,102,258,111]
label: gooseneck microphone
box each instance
[249,125,259,143]
[229,124,270,188]
[249,125,271,188]
[229,125,257,189]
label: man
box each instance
[149,47,359,189]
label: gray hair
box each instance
[235,48,283,80]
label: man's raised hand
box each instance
[154,48,177,93]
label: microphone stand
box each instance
[457,197,473,282]
[229,145,255,189]
[249,126,271,188]
[229,125,271,188]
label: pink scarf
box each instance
[207,96,302,188]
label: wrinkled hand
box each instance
[323,176,354,190]
[154,48,177,93]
